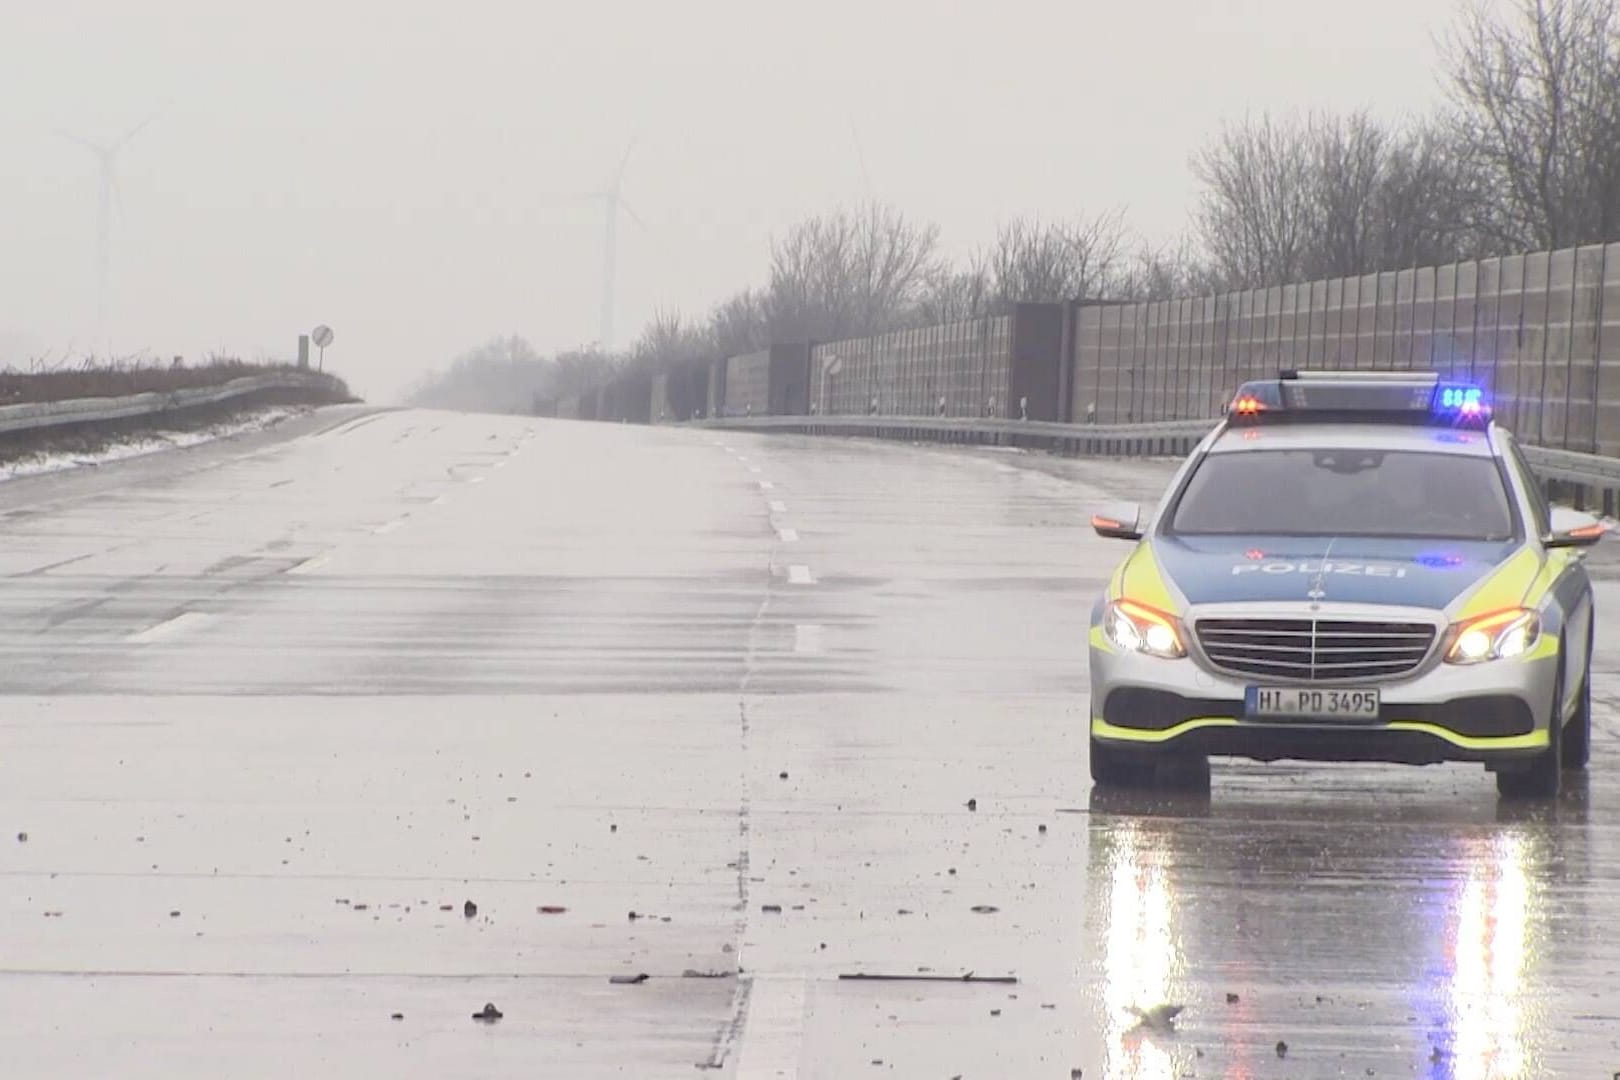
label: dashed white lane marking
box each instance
[470,476,487,485]
[374,519,406,535]
[793,624,825,654]
[433,495,449,506]
[732,976,808,1080]
[777,527,799,543]
[494,460,508,470]
[126,611,215,644]
[287,555,329,576]
[768,500,788,514]
[748,465,763,474]
[759,481,776,491]
[787,565,816,586]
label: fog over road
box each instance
[2,410,1617,1078]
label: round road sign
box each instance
[311,325,334,349]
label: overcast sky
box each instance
[0,0,1507,402]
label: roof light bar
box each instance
[1227,370,1492,427]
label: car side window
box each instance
[1505,437,1551,537]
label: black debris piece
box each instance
[1276,1041,1289,1059]
[966,798,977,811]
[970,905,999,914]
[1226,992,1240,1004]
[16,832,26,843]
[837,973,1018,985]
[472,1003,503,1022]
[1038,824,1047,834]
[761,904,783,914]
[778,771,788,780]
[390,1013,404,1021]
[610,973,649,985]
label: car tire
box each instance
[1089,737,1153,788]
[1154,754,1211,792]
[1497,671,1563,799]
[1561,671,1591,770]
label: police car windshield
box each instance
[1169,449,1516,541]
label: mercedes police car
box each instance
[1088,370,1605,798]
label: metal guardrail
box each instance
[0,372,341,436]
[699,413,1620,513]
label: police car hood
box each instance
[1154,534,1521,608]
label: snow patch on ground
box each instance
[1,406,309,482]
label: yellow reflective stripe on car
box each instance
[1454,546,1541,619]
[1521,550,1575,609]
[1112,544,1178,613]
[1089,625,1116,654]
[1091,715,1550,751]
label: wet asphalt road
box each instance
[1,408,1617,1078]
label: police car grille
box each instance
[1195,619,1436,681]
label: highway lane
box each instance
[1,411,1617,1078]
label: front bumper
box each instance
[1088,608,1559,767]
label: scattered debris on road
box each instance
[1226,992,1240,1004]
[472,1003,503,1022]
[1128,1004,1184,1033]
[965,798,977,811]
[1275,1040,1289,1059]
[538,905,566,915]
[970,905,999,914]
[463,900,477,918]
[837,973,1018,985]
[610,974,649,985]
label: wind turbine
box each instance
[57,112,158,350]
[573,138,645,353]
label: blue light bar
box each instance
[1227,371,1491,426]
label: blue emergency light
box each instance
[1227,371,1492,427]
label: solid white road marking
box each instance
[759,481,775,491]
[470,476,486,485]
[126,611,215,644]
[748,465,762,474]
[732,976,808,1080]
[768,500,788,514]
[777,528,799,543]
[787,565,815,585]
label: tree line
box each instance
[411,0,1620,414]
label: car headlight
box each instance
[1103,599,1187,659]
[1444,608,1540,664]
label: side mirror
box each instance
[1092,502,1144,541]
[1545,506,1608,549]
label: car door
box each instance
[1504,435,1593,711]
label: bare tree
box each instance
[1443,0,1620,250]
[1192,111,1476,286]
[1191,115,1318,287]
[984,211,1129,304]
[706,289,771,359]
[913,256,991,323]
[764,203,941,341]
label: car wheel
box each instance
[1154,754,1211,792]
[1561,670,1591,770]
[1089,737,1154,788]
[1497,672,1563,799]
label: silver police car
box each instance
[1088,371,1604,798]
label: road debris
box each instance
[681,970,732,979]
[761,904,783,913]
[472,1002,503,1022]
[970,905,999,914]
[1275,1040,1289,1059]
[463,900,477,918]
[16,832,26,843]
[838,973,1018,985]
[1128,1004,1184,1033]
[610,973,649,985]
[1226,992,1240,1004]
[966,798,977,811]
[538,905,566,914]
[390,1013,403,1021]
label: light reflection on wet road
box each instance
[0,410,1616,1077]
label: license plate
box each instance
[1246,686,1380,721]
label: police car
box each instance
[1088,370,1605,798]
